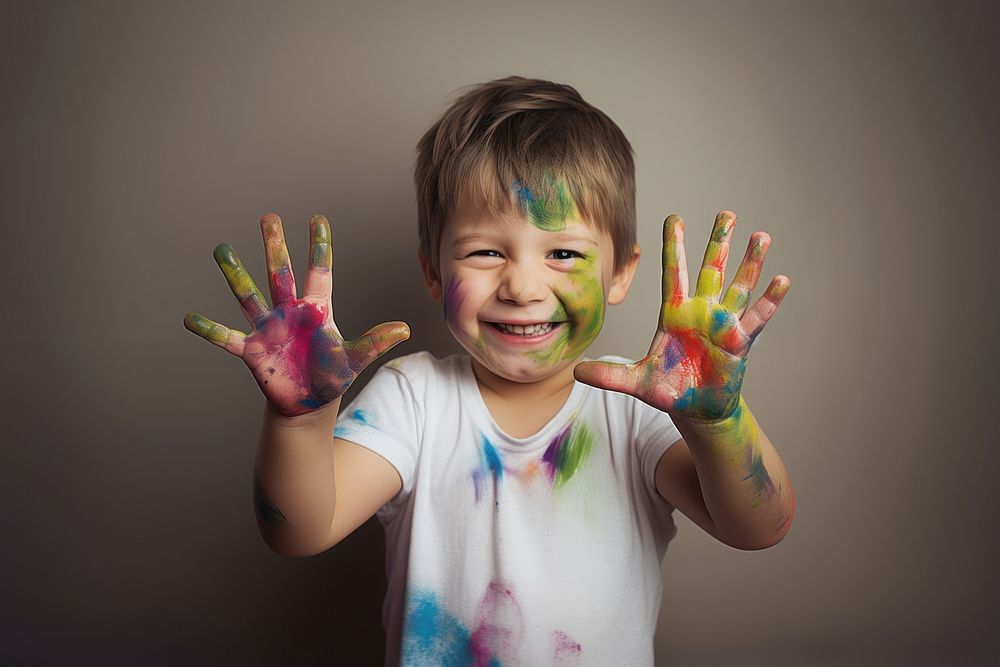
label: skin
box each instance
[183,213,410,417]
[513,175,577,232]
[574,211,795,541]
[574,211,789,420]
[426,199,635,392]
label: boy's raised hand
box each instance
[184,213,410,417]
[574,211,789,422]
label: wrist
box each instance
[671,395,755,447]
[265,397,342,431]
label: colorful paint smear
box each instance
[513,175,577,232]
[541,421,594,489]
[403,579,580,666]
[525,254,607,368]
[184,213,410,417]
[571,211,793,535]
[442,275,489,358]
[334,408,378,438]
[470,420,594,503]
[471,435,505,504]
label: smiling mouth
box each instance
[487,321,562,336]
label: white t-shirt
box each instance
[335,352,683,666]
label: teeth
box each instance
[495,322,555,336]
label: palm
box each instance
[575,211,789,422]
[185,214,409,417]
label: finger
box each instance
[721,232,771,315]
[260,213,297,306]
[661,215,689,305]
[345,321,411,371]
[695,210,737,299]
[183,312,247,357]
[213,244,270,326]
[303,214,333,301]
[740,275,791,340]
[573,360,641,395]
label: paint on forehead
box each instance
[512,177,577,232]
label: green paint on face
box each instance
[514,175,576,232]
[525,255,606,366]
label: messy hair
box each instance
[415,76,637,272]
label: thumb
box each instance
[347,321,411,371]
[573,360,640,395]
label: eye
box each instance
[549,249,585,261]
[467,249,503,258]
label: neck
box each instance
[470,359,578,405]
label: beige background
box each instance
[2,1,996,664]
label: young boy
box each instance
[184,76,794,666]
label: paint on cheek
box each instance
[513,177,576,232]
[443,275,464,328]
[550,264,606,362]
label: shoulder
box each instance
[374,351,468,391]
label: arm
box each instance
[655,400,794,550]
[254,399,403,557]
[576,211,794,550]
[184,213,409,557]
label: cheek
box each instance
[442,275,466,328]
[556,270,606,334]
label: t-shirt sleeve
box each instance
[334,359,422,501]
[596,355,683,504]
[633,400,683,503]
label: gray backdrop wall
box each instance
[3,1,996,664]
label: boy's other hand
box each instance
[183,213,410,417]
[574,211,789,422]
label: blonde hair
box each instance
[415,76,636,272]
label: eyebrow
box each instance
[451,230,597,246]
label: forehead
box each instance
[445,208,603,245]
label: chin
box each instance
[475,355,570,384]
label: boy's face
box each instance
[422,203,639,386]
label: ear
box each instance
[418,247,443,304]
[607,244,641,305]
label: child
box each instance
[184,76,795,666]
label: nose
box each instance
[497,260,547,305]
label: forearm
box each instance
[254,398,341,556]
[672,397,795,550]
